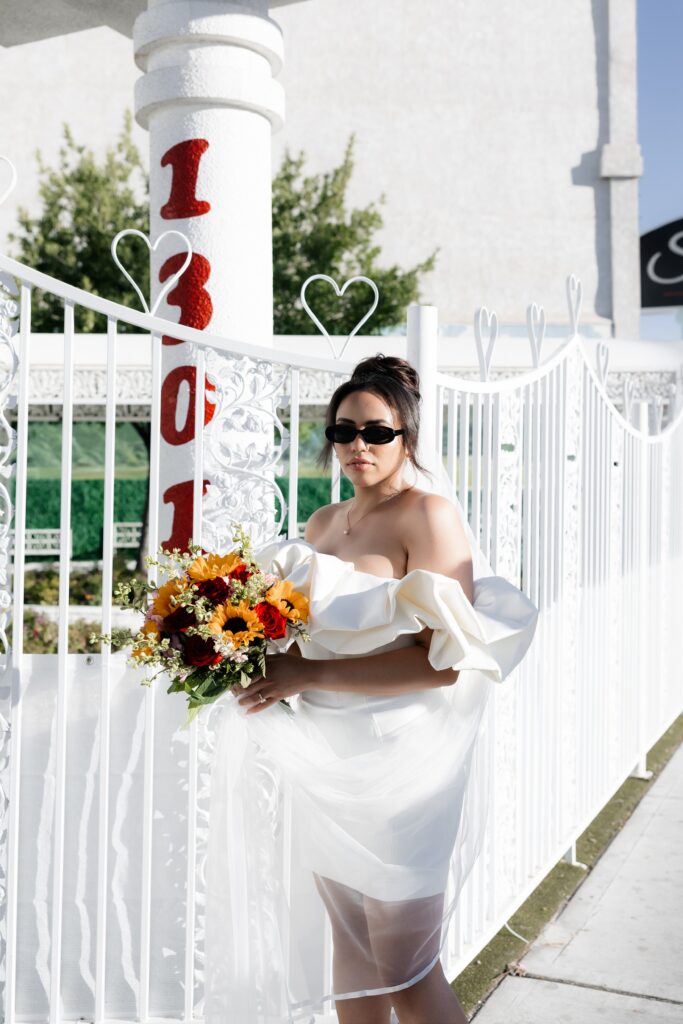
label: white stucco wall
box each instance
[0,27,147,253]
[0,1,640,333]
[270,0,620,331]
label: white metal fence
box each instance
[0,252,682,1023]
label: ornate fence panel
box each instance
[0,252,682,1023]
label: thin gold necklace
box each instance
[343,486,412,534]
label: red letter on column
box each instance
[161,365,217,446]
[160,252,214,346]
[161,478,210,552]
[160,139,211,219]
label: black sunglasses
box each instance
[325,424,405,445]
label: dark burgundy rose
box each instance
[254,601,288,640]
[164,605,197,632]
[228,563,253,584]
[182,633,222,668]
[196,576,232,603]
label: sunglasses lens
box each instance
[364,426,394,443]
[326,425,397,444]
[325,425,355,444]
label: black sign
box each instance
[641,218,683,308]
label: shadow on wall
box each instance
[570,0,612,322]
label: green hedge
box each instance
[24,479,148,559]
[19,475,354,560]
[279,475,354,536]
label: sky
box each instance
[637,0,683,339]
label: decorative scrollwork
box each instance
[28,367,153,404]
[0,272,19,668]
[202,350,292,551]
[0,268,19,1007]
[495,388,523,584]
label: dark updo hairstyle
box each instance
[316,353,434,484]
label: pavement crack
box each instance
[510,969,683,1007]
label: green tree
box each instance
[8,116,439,566]
[10,114,437,335]
[272,135,438,334]
[9,110,149,333]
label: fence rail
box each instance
[0,252,682,1023]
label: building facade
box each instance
[1,0,642,336]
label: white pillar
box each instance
[406,302,440,478]
[133,0,284,550]
[599,0,643,340]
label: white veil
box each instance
[399,449,500,968]
[204,444,538,1024]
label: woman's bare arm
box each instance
[297,494,472,694]
[237,498,472,711]
[314,645,458,694]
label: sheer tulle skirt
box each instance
[204,636,494,1023]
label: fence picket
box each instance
[1,251,682,1021]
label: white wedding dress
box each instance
[204,538,538,1023]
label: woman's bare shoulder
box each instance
[402,488,469,536]
[402,489,473,595]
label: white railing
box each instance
[7,525,143,558]
[0,252,682,1023]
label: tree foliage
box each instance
[272,135,438,334]
[10,113,437,335]
[9,110,149,333]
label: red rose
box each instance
[182,633,222,668]
[229,563,253,584]
[164,606,196,632]
[254,601,288,640]
[196,577,232,603]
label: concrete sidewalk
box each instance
[472,742,683,1022]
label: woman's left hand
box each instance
[234,651,320,714]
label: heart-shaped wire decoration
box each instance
[300,274,379,359]
[566,274,582,338]
[111,228,192,316]
[526,302,546,368]
[0,156,17,208]
[473,306,498,382]
[623,378,634,422]
[596,340,610,387]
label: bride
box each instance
[204,354,539,1024]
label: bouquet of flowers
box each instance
[91,524,310,729]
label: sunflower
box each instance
[151,577,189,618]
[134,618,161,660]
[187,552,243,582]
[264,580,310,624]
[207,600,265,649]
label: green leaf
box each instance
[11,116,437,338]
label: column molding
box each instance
[599,0,643,339]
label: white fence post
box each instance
[3,252,683,1022]
[630,399,654,781]
[406,302,439,475]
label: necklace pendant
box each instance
[343,528,350,535]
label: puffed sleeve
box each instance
[396,571,539,683]
[251,539,539,682]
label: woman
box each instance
[204,355,538,1024]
